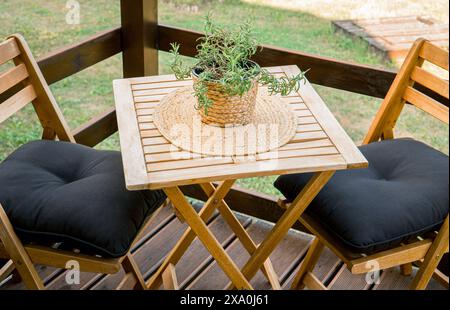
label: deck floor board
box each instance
[0,203,445,290]
[176,215,252,289]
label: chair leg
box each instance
[291,237,325,290]
[0,205,44,289]
[410,216,449,290]
[200,182,281,290]
[400,263,413,276]
[229,171,334,290]
[164,186,253,290]
[121,254,146,290]
[162,264,179,290]
[147,180,243,290]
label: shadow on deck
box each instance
[0,203,445,290]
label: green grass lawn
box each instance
[1,0,448,197]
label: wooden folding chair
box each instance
[279,38,449,290]
[0,34,163,290]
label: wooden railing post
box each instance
[120,0,158,78]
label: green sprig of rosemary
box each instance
[169,14,308,114]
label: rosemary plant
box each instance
[170,15,308,113]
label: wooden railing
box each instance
[38,27,122,85]
[33,24,400,100]
[35,22,401,148]
[30,24,445,146]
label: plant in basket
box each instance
[169,14,308,126]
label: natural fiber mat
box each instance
[153,86,296,156]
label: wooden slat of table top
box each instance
[113,65,367,190]
[144,143,337,166]
[278,139,334,151]
[145,155,347,189]
[283,65,368,169]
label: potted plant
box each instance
[170,15,308,126]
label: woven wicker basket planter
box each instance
[192,63,260,127]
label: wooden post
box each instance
[120,0,158,78]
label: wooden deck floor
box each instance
[0,203,445,290]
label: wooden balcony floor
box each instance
[0,203,445,290]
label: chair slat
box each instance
[403,86,449,123]
[24,245,121,274]
[419,41,449,71]
[349,239,433,274]
[0,64,29,95]
[0,84,37,123]
[0,259,15,283]
[0,38,20,66]
[410,66,449,99]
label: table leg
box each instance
[147,180,238,289]
[199,182,281,289]
[290,237,324,289]
[162,264,179,290]
[163,186,253,290]
[226,171,335,289]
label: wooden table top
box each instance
[113,65,368,190]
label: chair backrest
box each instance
[364,38,449,144]
[0,34,74,142]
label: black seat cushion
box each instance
[0,140,166,258]
[274,138,449,253]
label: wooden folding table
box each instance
[113,65,368,290]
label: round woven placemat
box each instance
[153,86,297,156]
